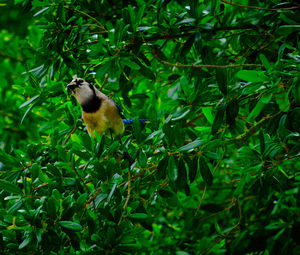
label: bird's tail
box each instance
[122,119,148,125]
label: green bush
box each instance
[0,0,299,254]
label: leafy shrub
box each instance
[0,0,299,254]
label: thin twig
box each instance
[195,148,225,216]
[100,73,109,91]
[195,185,207,216]
[140,32,263,69]
[64,6,107,32]
[285,153,300,161]
[63,125,78,146]
[199,198,242,255]
[33,182,49,191]
[212,148,225,175]
[68,162,91,194]
[156,57,263,69]
[123,167,131,211]
[184,113,204,127]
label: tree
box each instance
[0,0,299,254]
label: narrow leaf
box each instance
[19,235,31,249]
[47,197,57,219]
[157,156,168,180]
[19,95,40,109]
[58,221,83,231]
[21,104,35,124]
[130,213,148,219]
[212,108,225,135]
[226,99,239,128]
[188,157,198,183]
[34,7,50,17]
[138,150,147,168]
[178,139,204,152]
[216,68,227,95]
[199,157,213,185]
[202,106,214,125]
[176,158,187,190]
[0,179,23,195]
[180,34,195,57]
[259,54,271,70]
[167,156,178,182]
[247,94,272,121]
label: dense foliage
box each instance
[1,0,300,254]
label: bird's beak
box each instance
[67,83,78,94]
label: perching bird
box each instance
[67,78,125,138]
[67,78,146,138]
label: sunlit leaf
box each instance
[236,70,267,82]
[178,139,204,152]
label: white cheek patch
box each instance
[74,85,94,105]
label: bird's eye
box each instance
[76,79,84,85]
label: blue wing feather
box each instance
[123,119,147,124]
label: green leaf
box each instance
[212,107,225,135]
[247,93,272,121]
[179,18,196,25]
[180,34,195,57]
[159,189,174,198]
[265,222,287,230]
[261,93,273,104]
[176,158,187,190]
[0,179,23,195]
[133,118,143,144]
[19,234,31,249]
[20,103,35,124]
[236,70,266,82]
[199,157,213,185]
[48,197,57,219]
[259,54,271,70]
[259,130,265,155]
[275,90,289,112]
[130,213,148,219]
[172,108,190,121]
[107,183,117,202]
[167,156,178,182]
[226,99,239,128]
[139,65,155,80]
[58,221,83,231]
[216,68,227,95]
[94,193,107,208]
[30,163,40,180]
[188,157,198,183]
[138,150,147,168]
[157,156,168,180]
[121,58,140,70]
[293,81,300,105]
[34,7,50,17]
[178,139,204,152]
[278,25,300,35]
[19,95,40,108]
[202,106,214,125]
[234,173,250,197]
[8,200,22,214]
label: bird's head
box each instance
[67,78,95,105]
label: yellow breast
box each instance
[82,99,124,137]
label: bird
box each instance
[67,78,146,138]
